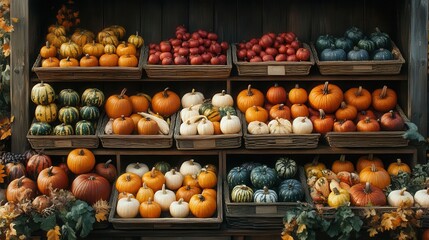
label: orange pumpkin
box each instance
[183,174,200,188]
[189,194,217,218]
[142,168,165,192]
[308,82,344,113]
[237,84,265,113]
[6,176,37,202]
[332,155,355,174]
[349,182,386,207]
[139,197,161,218]
[291,104,309,119]
[288,84,308,104]
[79,54,99,67]
[137,117,159,135]
[135,183,154,203]
[311,109,334,134]
[355,110,377,123]
[344,86,372,111]
[356,154,384,173]
[269,104,291,120]
[117,42,137,56]
[99,53,119,67]
[265,83,287,105]
[176,185,202,202]
[212,121,222,135]
[129,93,150,113]
[116,172,142,195]
[130,113,143,130]
[202,188,217,199]
[42,57,60,67]
[151,88,181,117]
[48,24,66,36]
[359,164,391,190]
[372,85,397,112]
[71,30,95,47]
[37,166,69,195]
[105,88,133,118]
[357,117,380,132]
[59,57,79,67]
[113,115,134,135]
[304,157,326,172]
[46,33,67,48]
[245,105,268,123]
[118,54,138,67]
[67,148,96,174]
[197,169,217,189]
[118,192,134,199]
[387,159,411,176]
[83,41,104,58]
[40,41,57,58]
[105,25,126,40]
[335,101,357,121]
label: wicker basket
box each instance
[97,113,175,148]
[32,47,145,80]
[310,42,405,75]
[224,167,311,229]
[232,43,314,76]
[243,117,320,149]
[325,105,409,148]
[26,119,99,149]
[143,47,232,79]
[174,111,242,150]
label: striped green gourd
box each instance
[278,179,304,202]
[31,81,56,105]
[231,184,253,203]
[35,103,58,123]
[154,161,171,175]
[58,89,80,107]
[275,157,297,179]
[219,106,236,118]
[80,105,100,121]
[75,120,95,135]
[28,122,52,135]
[253,186,278,203]
[53,123,74,135]
[81,88,105,107]
[227,166,250,189]
[58,106,79,124]
[250,165,278,189]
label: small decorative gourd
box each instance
[247,121,269,135]
[254,186,278,203]
[179,159,202,176]
[220,112,241,134]
[180,106,200,122]
[212,90,234,107]
[268,118,292,134]
[197,118,214,135]
[169,198,190,218]
[154,184,176,211]
[292,117,313,134]
[231,185,254,203]
[414,189,429,207]
[125,162,149,177]
[117,194,140,218]
[387,188,414,207]
[328,187,350,208]
[165,169,184,191]
[181,89,205,108]
[180,119,198,135]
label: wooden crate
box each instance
[224,167,311,229]
[310,42,405,75]
[143,47,232,79]
[109,154,223,229]
[325,105,409,148]
[97,113,175,148]
[32,47,145,80]
[242,117,320,149]
[232,43,314,76]
[174,111,242,150]
[26,119,99,149]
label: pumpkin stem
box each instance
[135,31,139,37]
[339,155,346,162]
[150,167,157,178]
[221,90,226,96]
[390,110,395,118]
[127,194,133,201]
[239,185,248,190]
[340,101,347,109]
[226,111,232,120]
[322,82,329,95]
[188,105,194,111]
[263,186,269,194]
[147,197,152,204]
[364,182,372,194]
[163,87,170,98]
[278,104,284,110]
[396,158,402,165]
[318,109,326,119]
[178,198,184,204]
[66,56,71,61]
[88,176,96,180]
[121,115,126,120]
[379,86,388,99]
[364,117,371,123]
[92,40,96,45]
[246,84,253,96]
[355,86,363,96]
[370,164,377,172]
[78,149,85,156]
[294,84,300,89]
[188,159,195,165]
[301,117,308,123]
[45,41,51,49]
[186,185,192,190]
[134,162,141,169]
[119,88,127,98]
[274,83,279,88]
[143,182,148,189]
[197,194,205,202]
[47,166,54,176]
[162,184,166,194]
[399,188,407,196]
[104,159,112,168]
[126,174,131,182]
[17,176,25,187]
[191,88,196,94]
[375,27,381,33]
[332,187,340,195]
[85,53,90,59]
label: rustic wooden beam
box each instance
[10,0,30,153]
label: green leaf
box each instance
[40,214,56,231]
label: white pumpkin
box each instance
[181,89,204,108]
[179,159,202,176]
[180,120,198,135]
[165,169,184,191]
[154,184,176,211]
[116,194,140,218]
[169,198,190,218]
[212,90,233,107]
[104,118,114,135]
[220,112,241,134]
[180,106,199,122]
[387,188,414,207]
[268,118,292,134]
[414,189,429,207]
[125,162,149,177]
[197,118,214,135]
[247,121,269,135]
[292,117,313,134]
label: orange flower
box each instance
[2,43,9,57]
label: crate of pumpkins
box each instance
[224,156,310,229]
[310,26,405,75]
[174,88,242,150]
[27,81,103,149]
[108,157,223,229]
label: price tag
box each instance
[54,140,72,147]
[267,66,285,75]
[352,65,373,71]
[256,206,277,214]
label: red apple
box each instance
[278,45,287,54]
[192,32,200,40]
[262,55,274,62]
[259,35,273,48]
[245,42,253,49]
[190,55,203,65]
[174,56,188,65]
[290,39,301,50]
[237,49,247,60]
[250,38,259,45]
[380,110,405,131]
[198,29,208,38]
[265,47,278,56]
[284,32,296,43]
[218,54,227,65]
[210,56,221,65]
[207,32,218,40]
[171,39,182,47]
[149,49,156,55]
[259,51,267,57]
[246,50,256,59]
[189,39,200,48]
[148,54,160,64]
[204,39,212,48]
[286,47,296,56]
[160,41,171,52]
[238,43,246,49]
[202,52,212,63]
[221,41,229,51]
[178,47,189,56]
[210,43,222,55]
[162,57,173,65]
[276,36,285,44]
[182,41,190,48]
[287,55,298,61]
[275,54,287,61]
[250,56,262,62]
[296,48,310,61]
[159,52,172,61]
[149,43,157,49]
[252,44,262,54]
